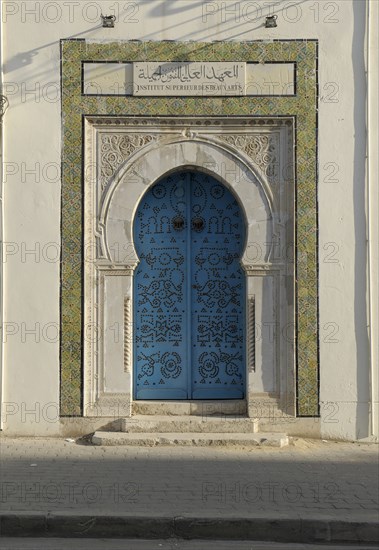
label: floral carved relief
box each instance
[100,133,155,191]
[219,134,280,186]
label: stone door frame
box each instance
[83,116,295,418]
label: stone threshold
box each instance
[132,400,247,416]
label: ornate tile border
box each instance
[60,39,319,417]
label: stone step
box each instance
[132,400,247,416]
[121,415,258,433]
[92,431,289,448]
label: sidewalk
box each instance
[0,437,378,543]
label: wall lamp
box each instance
[265,15,278,28]
[101,14,116,28]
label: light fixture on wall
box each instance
[101,14,116,28]
[265,15,278,28]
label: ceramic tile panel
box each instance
[60,40,318,417]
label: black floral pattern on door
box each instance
[134,172,246,399]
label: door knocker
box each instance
[172,216,185,231]
[192,218,205,232]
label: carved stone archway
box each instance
[84,116,295,418]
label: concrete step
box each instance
[121,415,258,433]
[92,431,289,447]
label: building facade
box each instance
[0,0,378,440]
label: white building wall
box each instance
[0,0,377,439]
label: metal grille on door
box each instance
[133,172,246,399]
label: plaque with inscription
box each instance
[82,62,295,97]
[133,62,246,96]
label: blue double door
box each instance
[133,171,246,400]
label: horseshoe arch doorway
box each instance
[133,171,246,400]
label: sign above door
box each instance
[82,61,295,97]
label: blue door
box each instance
[134,171,246,400]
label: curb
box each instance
[0,514,378,543]
[91,431,289,447]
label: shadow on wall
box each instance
[2,26,100,75]
[148,0,205,17]
[353,1,369,439]
[3,0,307,77]
[142,0,306,41]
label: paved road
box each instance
[0,437,378,543]
[0,438,377,520]
[0,539,377,549]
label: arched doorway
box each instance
[133,171,246,400]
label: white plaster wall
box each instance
[1,0,375,439]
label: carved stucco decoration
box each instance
[99,131,280,193]
[124,297,131,373]
[248,295,256,374]
[100,133,155,191]
[219,134,280,186]
[96,129,283,267]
